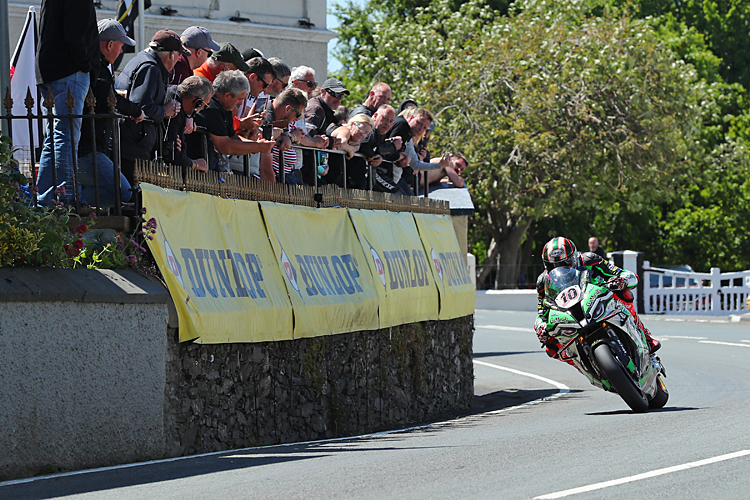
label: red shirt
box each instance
[193,61,222,83]
[170,55,192,85]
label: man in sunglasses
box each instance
[300,78,349,184]
[235,57,276,132]
[164,75,214,174]
[170,26,221,85]
[259,88,308,184]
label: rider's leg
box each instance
[614,290,661,353]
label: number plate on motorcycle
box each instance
[555,285,582,308]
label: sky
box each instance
[327,0,365,74]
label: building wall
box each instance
[7,0,335,85]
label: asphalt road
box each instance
[3,311,750,500]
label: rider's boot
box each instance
[544,339,577,367]
[616,296,661,353]
[639,320,661,353]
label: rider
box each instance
[534,236,661,360]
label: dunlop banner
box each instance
[141,183,294,343]
[413,213,475,319]
[349,210,438,327]
[260,202,380,337]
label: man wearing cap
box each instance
[193,43,249,83]
[35,0,99,206]
[300,78,348,184]
[115,30,188,184]
[170,26,221,85]
[77,19,144,209]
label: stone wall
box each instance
[165,316,474,455]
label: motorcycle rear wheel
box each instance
[593,343,649,413]
[648,375,669,409]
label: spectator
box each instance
[242,47,265,61]
[193,43,249,83]
[588,237,607,258]
[289,66,317,98]
[77,19,143,209]
[170,26,221,85]
[264,57,291,98]
[186,70,274,173]
[163,76,213,174]
[236,57,276,128]
[231,57,276,179]
[333,105,350,125]
[349,82,392,118]
[286,66,328,178]
[301,78,349,185]
[427,152,467,188]
[332,114,374,159]
[35,0,99,205]
[260,88,308,184]
[374,108,433,195]
[115,30,188,185]
[347,104,402,189]
[398,99,418,114]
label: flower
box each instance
[73,239,84,250]
[140,207,147,215]
[54,185,66,197]
[75,224,87,234]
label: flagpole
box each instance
[0,0,11,134]
[138,0,145,51]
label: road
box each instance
[3,311,750,499]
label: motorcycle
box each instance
[543,266,668,412]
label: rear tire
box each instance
[648,375,669,409]
[593,343,649,413]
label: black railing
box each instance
[3,84,434,217]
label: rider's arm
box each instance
[581,252,638,289]
[535,272,551,329]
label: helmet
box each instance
[541,237,579,272]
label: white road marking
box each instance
[0,358,567,489]
[473,360,570,393]
[534,450,750,499]
[699,340,750,348]
[659,336,707,340]
[741,340,750,343]
[664,318,685,322]
[478,325,533,333]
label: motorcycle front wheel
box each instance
[593,343,649,413]
[648,375,669,409]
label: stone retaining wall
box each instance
[165,317,474,455]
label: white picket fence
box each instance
[642,261,750,315]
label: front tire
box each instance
[648,375,669,409]
[593,343,649,413]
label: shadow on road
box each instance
[585,406,700,416]
[473,351,540,358]
[1,386,576,500]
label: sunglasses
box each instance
[201,48,212,57]
[290,106,303,119]
[298,79,317,89]
[194,98,206,110]
[254,73,271,89]
[326,90,345,99]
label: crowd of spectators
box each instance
[33,9,467,211]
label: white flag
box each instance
[10,7,41,161]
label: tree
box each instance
[335,0,704,287]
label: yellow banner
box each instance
[349,210,439,327]
[260,202,380,337]
[413,213,475,319]
[141,184,293,343]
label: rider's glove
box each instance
[605,276,627,291]
[536,325,549,344]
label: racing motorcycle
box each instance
[543,266,668,412]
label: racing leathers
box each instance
[534,252,660,359]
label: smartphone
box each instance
[254,97,268,112]
[262,124,273,140]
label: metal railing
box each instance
[642,261,750,315]
[3,84,434,217]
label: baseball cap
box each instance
[321,78,350,95]
[242,47,265,61]
[181,26,221,51]
[97,19,135,46]
[214,43,250,72]
[150,30,191,56]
